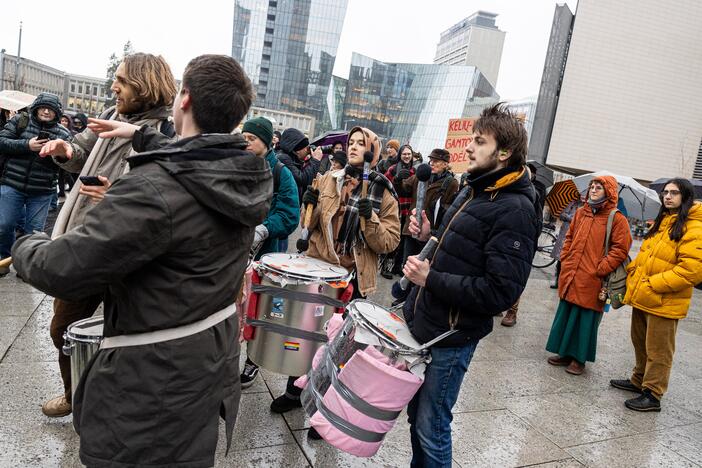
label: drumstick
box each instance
[359,151,373,231]
[296,177,319,253]
[0,257,12,268]
[391,236,439,299]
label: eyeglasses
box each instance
[661,190,681,196]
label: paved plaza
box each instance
[1,240,701,467]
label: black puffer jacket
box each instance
[403,167,539,347]
[0,93,71,195]
[13,133,272,467]
[276,128,320,203]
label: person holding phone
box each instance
[0,93,71,266]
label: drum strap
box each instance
[251,284,346,309]
[245,318,328,343]
[100,304,236,350]
[324,353,401,421]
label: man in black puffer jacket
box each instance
[276,127,322,205]
[0,93,71,260]
[401,103,539,467]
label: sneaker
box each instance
[610,379,643,393]
[270,394,302,414]
[380,271,394,280]
[625,390,661,412]
[547,355,571,366]
[240,360,260,389]
[42,395,72,417]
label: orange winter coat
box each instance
[624,202,702,319]
[558,176,633,312]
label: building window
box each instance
[265,27,274,34]
[264,40,272,47]
[267,14,275,21]
[262,54,271,61]
[269,0,277,6]
[93,86,98,95]
[70,84,75,93]
[78,84,83,94]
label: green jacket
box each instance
[257,149,300,258]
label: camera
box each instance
[309,144,335,155]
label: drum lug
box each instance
[62,332,72,356]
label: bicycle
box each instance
[532,224,557,268]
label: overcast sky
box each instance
[1,0,576,101]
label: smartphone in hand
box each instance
[37,131,51,140]
[79,175,104,186]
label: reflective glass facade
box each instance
[232,0,348,124]
[341,53,498,154]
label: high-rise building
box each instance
[342,52,498,154]
[505,96,538,141]
[542,0,702,182]
[231,0,348,127]
[528,3,575,164]
[433,11,506,88]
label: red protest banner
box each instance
[444,117,476,174]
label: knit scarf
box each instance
[588,196,607,214]
[335,169,395,256]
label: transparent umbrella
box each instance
[573,170,661,221]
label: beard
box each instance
[468,148,501,177]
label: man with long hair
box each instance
[403,103,539,466]
[36,53,177,418]
[612,178,702,411]
[17,54,270,467]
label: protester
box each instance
[377,138,399,174]
[36,52,177,418]
[238,116,300,389]
[277,127,322,204]
[545,176,632,375]
[272,130,281,150]
[55,115,77,199]
[72,113,88,133]
[400,148,458,262]
[318,141,345,175]
[15,53,270,468]
[329,150,347,171]
[611,178,702,412]
[383,144,415,277]
[402,104,538,466]
[550,198,582,289]
[0,93,71,262]
[270,126,400,416]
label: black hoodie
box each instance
[276,127,320,203]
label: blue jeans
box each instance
[407,340,479,468]
[0,185,53,258]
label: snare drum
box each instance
[246,253,352,376]
[62,316,104,397]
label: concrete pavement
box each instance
[1,249,701,467]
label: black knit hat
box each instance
[331,150,347,167]
[242,117,274,148]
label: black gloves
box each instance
[302,187,320,208]
[358,198,373,220]
[396,168,411,181]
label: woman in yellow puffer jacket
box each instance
[610,178,702,412]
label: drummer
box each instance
[268,126,401,417]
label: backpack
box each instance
[0,112,30,173]
[272,160,283,193]
[603,208,631,309]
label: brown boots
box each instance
[501,302,519,327]
[42,394,71,417]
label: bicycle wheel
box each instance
[532,230,557,268]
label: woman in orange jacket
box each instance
[611,178,702,412]
[545,176,632,375]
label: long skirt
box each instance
[545,299,603,363]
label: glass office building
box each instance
[232,0,348,125]
[341,52,498,154]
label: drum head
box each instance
[66,316,104,340]
[259,253,351,282]
[350,300,422,350]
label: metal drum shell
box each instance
[63,316,104,398]
[246,274,341,377]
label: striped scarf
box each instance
[336,170,395,256]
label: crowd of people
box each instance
[0,51,700,468]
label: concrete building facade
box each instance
[544,0,702,181]
[433,11,506,88]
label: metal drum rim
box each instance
[257,253,352,283]
[65,315,105,341]
[346,299,424,355]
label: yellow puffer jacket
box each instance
[624,202,702,319]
